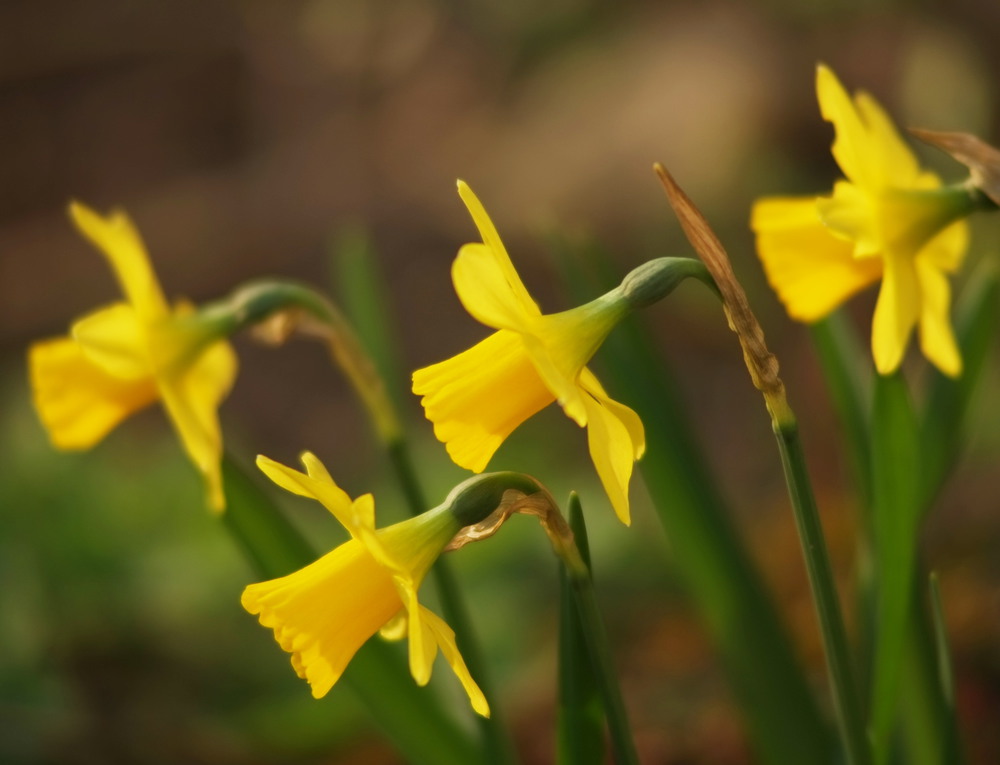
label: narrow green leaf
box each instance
[921,269,1000,506]
[869,373,923,765]
[808,313,877,701]
[332,226,406,416]
[809,313,874,509]
[928,573,955,709]
[222,456,480,765]
[557,493,605,765]
[553,237,834,765]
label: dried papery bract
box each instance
[653,163,791,425]
[909,128,1000,208]
[445,481,587,578]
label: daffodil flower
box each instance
[29,202,237,509]
[751,64,979,377]
[413,182,645,525]
[241,452,489,716]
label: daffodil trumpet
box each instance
[414,180,708,525]
[242,455,558,716]
[752,64,987,377]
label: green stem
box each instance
[773,418,871,765]
[557,494,604,765]
[809,314,873,510]
[388,440,517,765]
[558,533,639,765]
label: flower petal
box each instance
[69,201,169,321]
[405,589,437,687]
[916,256,962,377]
[817,64,880,189]
[578,369,644,525]
[853,90,922,188]
[453,243,538,331]
[920,218,969,275]
[456,181,540,322]
[158,339,237,511]
[871,252,921,375]
[419,605,490,717]
[816,181,881,257]
[28,336,158,449]
[412,330,554,472]
[256,452,356,527]
[751,196,882,321]
[71,302,151,380]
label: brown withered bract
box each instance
[653,163,791,424]
[909,128,1000,208]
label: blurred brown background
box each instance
[2,0,1000,763]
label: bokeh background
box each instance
[2,1,999,762]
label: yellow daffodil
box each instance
[29,202,237,509]
[412,181,645,525]
[751,64,978,377]
[242,452,488,716]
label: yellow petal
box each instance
[452,243,537,331]
[916,256,962,377]
[241,539,401,698]
[419,605,490,717]
[405,589,436,686]
[853,90,922,188]
[578,369,644,525]
[301,450,335,485]
[28,336,158,449]
[751,196,882,321]
[256,452,356,527]
[817,64,880,189]
[71,302,151,380]
[816,181,881,257]
[871,252,921,375]
[379,609,408,641]
[919,218,969,275]
[158,339,237,511]
[69,201,169,322]
[456,181,540,320]
[412,330,554,472]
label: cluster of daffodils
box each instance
[27,62,994,719]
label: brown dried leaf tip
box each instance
[909,128,1000,208]
[653,163,791,424]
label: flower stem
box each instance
[773,416,871,765]
[554,502,639,765]
[387,440,517,765]
[557,494,604,765]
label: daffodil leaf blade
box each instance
[808,312,873,507]
[557,494,605,765]
[869,372,923,764]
